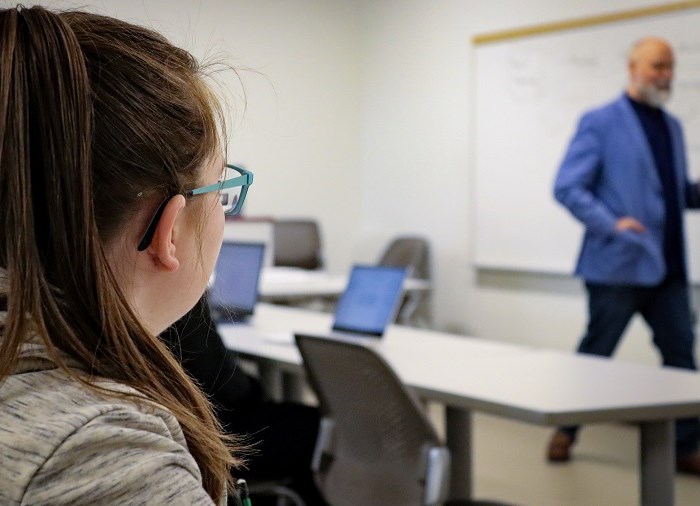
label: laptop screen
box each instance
[208,241,266,322]
[332,265,407,337]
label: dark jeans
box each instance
[560,278,699,455]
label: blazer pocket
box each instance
[598,231,644,269]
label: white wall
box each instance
[9,0,700,366]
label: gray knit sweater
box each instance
[0,293,218,504]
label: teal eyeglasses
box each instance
[137,164,253,251]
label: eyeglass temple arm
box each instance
[137,196,170,251]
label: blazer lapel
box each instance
[663,112,687,204]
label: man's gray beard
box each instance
[641,84,671,108]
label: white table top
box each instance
[258,267,430,300]
[220,303,700,427]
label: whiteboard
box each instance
[473,7,700,282]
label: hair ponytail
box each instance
[0,5,97,378]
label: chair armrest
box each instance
[423,446,451,505]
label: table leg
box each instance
[640,420,674,506]
[445,406,472,500]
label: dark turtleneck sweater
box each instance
[626,94,684,281]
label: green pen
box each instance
[236,478,251,506]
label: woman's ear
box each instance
[146,195,187,272]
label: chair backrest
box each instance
[379,236,431,325]
[295,334,450,506]
[273,219,323,270]
[379,236,430,279]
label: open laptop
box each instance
[331,265,407,337]
[261,264,407,344]
[208,241,266,323]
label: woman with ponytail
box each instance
[0,6,251,504]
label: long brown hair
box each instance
[0,6,237,502]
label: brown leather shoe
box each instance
[677,451,700,475]
[547,430,574,462]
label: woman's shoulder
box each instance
[2,367,185,442]
[0,368,214,505]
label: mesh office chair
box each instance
[295,334,506,506]
[273,219,323,270]
[379,235,430,279]
[379,235,431,325]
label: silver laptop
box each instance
[208,241,266,323]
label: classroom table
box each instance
[219,303,700,506]
[258,266,431,302]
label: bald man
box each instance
[551,37,700,474]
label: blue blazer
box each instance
[554,94,700,285]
